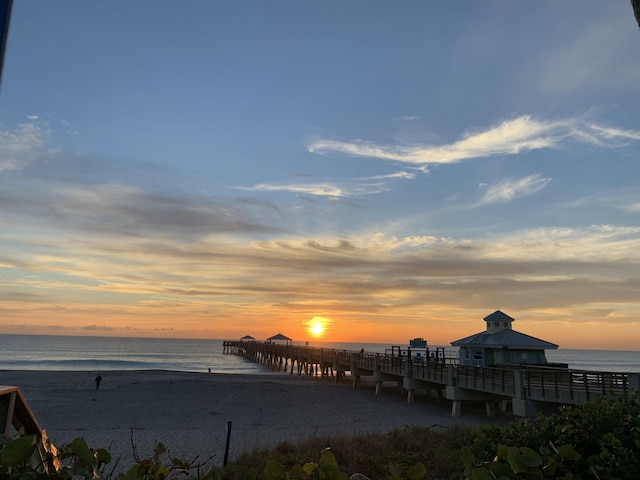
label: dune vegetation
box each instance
[2,392,639,479]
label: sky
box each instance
[0,1,639,350]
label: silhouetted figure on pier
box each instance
[95,374,102,390]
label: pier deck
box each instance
[223,341,639,417]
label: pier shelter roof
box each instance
[267,333,292,345]
[451,328,558,350]
[451,310,558,350]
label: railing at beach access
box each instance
[0,386,60,472]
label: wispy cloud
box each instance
[239,182,349,197]
[393,115,421,122]
[238,171,415,198]
[364,171,417,181]
[308,115,640,166]
[626,203,640,213]
[0,122,55,172]
[477,174,552,206]
[576,124,640,146]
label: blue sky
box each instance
[1,1,639,348]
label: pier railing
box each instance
[521,367,630,402]
[455,365,517,396]
[223,340,638,416]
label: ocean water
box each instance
[0,334,638,373]
[0,335,270,374]
[544,348,640,373]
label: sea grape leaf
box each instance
[0,434,37,467]
[153,442,166,457]
[71,437,95,467]
[122,462,146,480]
[543,458,566,476]
[154,465,170,480]
[506,446,541,473]
[518,446,542,467]
[470,468,493,480]
[488,461,517,479]
[96,447,111,465]
[407,461,427,480]
[289,464,306,479]
[319,448,338,467]
[263,459,287,480]
[496,444,509,461]
[302,461,318,475]
[460,446,476,474]
[557,444,581,461]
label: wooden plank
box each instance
[1,389,16,435]
[0,385,43,436]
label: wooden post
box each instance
[1,391,16,435]
[223,421,232,467]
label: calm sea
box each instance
[0,334,638,374]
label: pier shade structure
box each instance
[224,311,639,417]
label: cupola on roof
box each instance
[451,310,558,350]
[484,310,514,334]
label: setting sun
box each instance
[308,317,328,337]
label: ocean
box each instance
[0,334,638,374]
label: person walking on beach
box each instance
[95,374,102,390]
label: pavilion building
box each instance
[450,310,558,368]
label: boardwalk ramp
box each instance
[0,385,60,472]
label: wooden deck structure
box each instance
[223,341,640,417]
[0,385,60,471]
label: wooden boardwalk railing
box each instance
[0,386,60,472]
[224,340,640,417]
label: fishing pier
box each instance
[223,340,639,417]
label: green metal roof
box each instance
[451,328,558,350]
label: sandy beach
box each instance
[1,370,506,472]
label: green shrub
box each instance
[0,434,110,480]
[232,426,458,479]
[469,392,640,479]
[4,393,639,479]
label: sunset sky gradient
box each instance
[1,2,639,349]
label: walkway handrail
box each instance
[0,386,60,472]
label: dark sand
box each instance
[1,370,507,471]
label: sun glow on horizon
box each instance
[308,316,329,337]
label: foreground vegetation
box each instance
[2,393,639,479]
